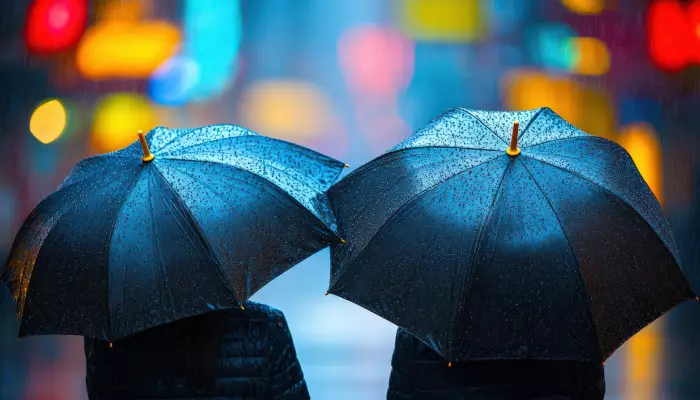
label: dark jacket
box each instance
[387,328,605,400]
[84,302,309,400]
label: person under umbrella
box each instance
[3,124,346,399]
[387,328,604,399]
[327,107,695,399]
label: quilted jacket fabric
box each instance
[387,328,605,400]
[84,302,309,400]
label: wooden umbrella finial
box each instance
[138,130,155,162]
[506,121,521,157]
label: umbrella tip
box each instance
[695,296,699,301]
[137,130,155,163]
[344,164,350,168]
[340,238,346,244]
[324,291,329,296]
[109,342,113,348]
[506,121,521,157]
[240,305,245,310]
[447,362,452,367]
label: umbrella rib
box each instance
[457,109,510,146]
[525,156,681,265]
[513,107,546,142]
[524,158,691,340]
[147,171,178,321]
[161,157,337,234]
[525,151,665,223]
[154,125,255,155]
[151,164,243,305]
[103,171,147,338]
[332,155,506,290]
[520,134,594,149]
[57,156,135,192]
[174,151,325,193]
[519,160,603,360]
[337,147,501,190]
[449,160,511,361]
[336,158,464,224]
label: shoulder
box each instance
[241,301,286,322]
[220,302,289,329]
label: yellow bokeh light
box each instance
[616,123,663,400]
[569,37,610,76]
[76,21,180,80]
[29,99,67,144]
[398,0,484,42]
[561,0,604,15]
[617,123,662,204]
[624,324,661,400]
[91,93,156,154]
[503,70,583,128]
[237,80,331,141]
[503,70,615,139]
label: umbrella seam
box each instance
[329,154,505,293]
[524,157,695,357]
[165,150,335,195]
[150,164,243,305]
[525,151,671,248]
[152,125,255,155]
[146,171,178,322]
[334,158,459,224]
[456,109,510,146]
[158,159,335,241]
[335,147,501,189]
[449,159,511,362]
[157,134,344,191]
[514,107,546,142]
[159,157,339,237]
[104,168,147,340]
[520,134,602,150]
[525,155,682,267]
[520,160,603,361]
[57,156,136,192]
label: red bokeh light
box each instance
[647,0,700,72]
[25,0,88,53]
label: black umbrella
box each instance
[327,107,695,363]
[3,124,345,341]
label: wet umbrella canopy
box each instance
[328,107,695,363]
[2,125,344,341]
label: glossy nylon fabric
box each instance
[3,125,344,341]
[328,107,695,363]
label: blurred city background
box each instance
[1,0,700,398]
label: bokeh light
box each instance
[91,93,156,153]
[647,0,700,72]
[339,25,414,97]
[76,21,180,80]
[560,0,605,15]
[398,0,484,42]
[25,0,88,53]
[148,56,200,106]
[527,23,579,70]
[618,122,663,203]
[503,70,615,138]
[181,0,241,102]
[503,70,583,128]
[29,99,67,144]
[617,122,663,400]
[238,80,332,142]
[568,37,611,75]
